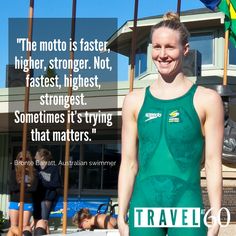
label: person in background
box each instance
[32,148,61,235]
[7,151,38,236]
[72,208,118,230]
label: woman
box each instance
[73,208,117,230]
[33,148,61,234]
[8,151,38,236]
[118,12,224,236]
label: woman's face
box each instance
[151,27,189,79]
[80,218,92,229]
[35,152,42,161]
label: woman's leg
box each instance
[7,208,32,236]
[7,210,19,236]
[23,210,32,228]
[7,226,19,236]
[32,194,42,229]
[9,210,19,227]
[129,203,167,236]
[168,188,207,236]
[41,200,52,234]
[22,207,32,236]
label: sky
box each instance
[0,0,205,88]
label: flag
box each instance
[200,0,221,10]
[218,0,236,47]
[200,0,236,47]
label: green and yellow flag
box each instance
[218,0,236,47]
[200,0,236,46]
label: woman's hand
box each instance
[118,218,129,236]
[207,224,220,236]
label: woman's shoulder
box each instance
[95,214,110,228]
[124,88,145,103]
[195,85,222,106]
[97,214,117,229]
[122,88,146,115]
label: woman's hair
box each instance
[150,12,190,45]
[73,208,92,228]
[36,148,52,162]
[15,151,35,184]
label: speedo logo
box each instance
[168,110,180,123]
[144,112,162,122]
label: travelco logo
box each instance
[144,112,162,122]
[134,207,231,228]
[168,110,180,123]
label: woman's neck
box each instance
[151,72,192,99]
[157,72,186,87]
[39,160,47,169]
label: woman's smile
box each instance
[151,27,188,79]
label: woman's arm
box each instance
[39,166,61,189]
[203,90,224,236]
[118,92,139,235]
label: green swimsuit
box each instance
[129,84,207,236]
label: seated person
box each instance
[73,208,117,230]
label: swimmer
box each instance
[73,208,117,230]
[118,12,224,236]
